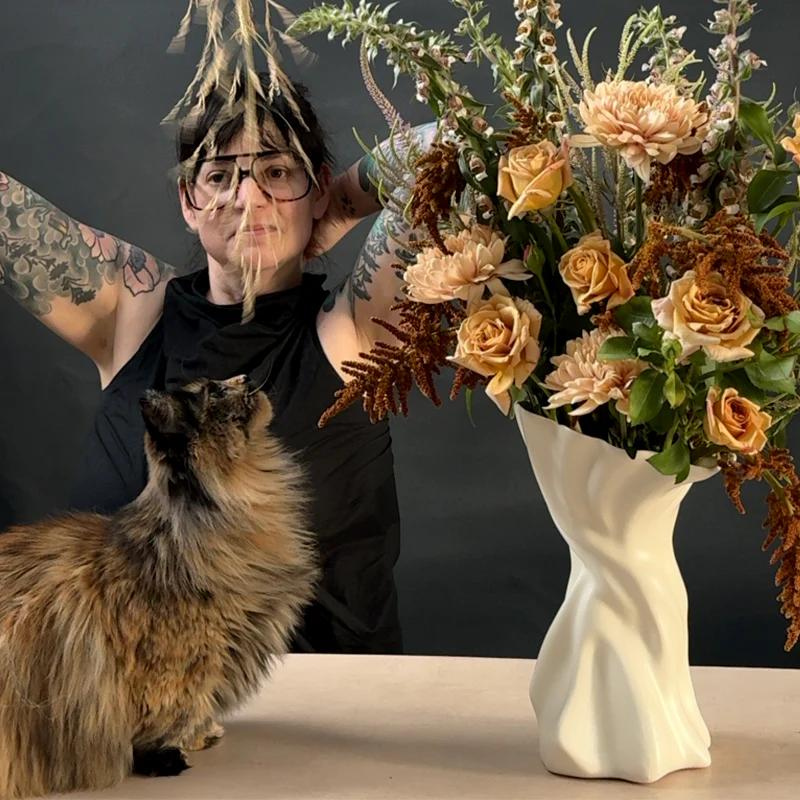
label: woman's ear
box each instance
[178,179,199,232]
[311,164,332,222]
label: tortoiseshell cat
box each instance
[0,375,318,798]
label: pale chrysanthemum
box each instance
[544,328,646,417]
[572,80,710,183]
[404,224,531,305]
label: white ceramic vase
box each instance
[516,406,717,784]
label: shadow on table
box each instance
[189,722,799,799]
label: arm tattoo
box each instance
[357,152,380,201]
[345,207,421,314]
[0,171,174,316]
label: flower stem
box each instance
[635,175,645,249]
[544,211,570,254]
[568,185,599,234]
[764,468,795,515]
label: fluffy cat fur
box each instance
[0,375,318,798]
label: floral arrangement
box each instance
[290,0,800,650]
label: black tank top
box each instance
[69,269,402,654]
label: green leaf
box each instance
[599,336,638,361]
[632,321,661,347]
[765,316,787,331]
[745,352,797,395]
[754,199,800,233]
[739,98,779,156]
[785,311,800,334]
[764,311,800,333]
[721,370,768,405]
[613,296,656,335]
[525,246,546,274]
[648,441,691,483]
[649,405,676,435]
[747,170,795,213]
[629,370,667,425]
[465,387,476,428]
[664,372,687,408]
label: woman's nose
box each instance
[234,173,268,209]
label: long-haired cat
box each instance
[0,375,318,799]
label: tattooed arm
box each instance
[0,171,175,381]
[320,123,437,352]
[307,121,437,259]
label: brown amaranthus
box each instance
[502,93,550,148]
[630,212,797,317]
[318,301,465,427]
[721,449,800,651]
[644,153,704,209]
[409,143,466,252]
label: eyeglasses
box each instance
[183,150,313,210]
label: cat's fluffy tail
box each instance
[0,611,132,798]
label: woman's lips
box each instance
[231,224,279,240]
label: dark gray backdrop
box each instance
[1,0,798,667]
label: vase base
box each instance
[539,746,711,784]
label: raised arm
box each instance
[320,122,437,350]
[0,171,175,384]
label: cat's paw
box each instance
[202,721,226,748]
[179,720,226,751]
[132,746,191,777]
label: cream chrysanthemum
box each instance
[572,80,709,183]
[544,328,646,417]
[404,224,531,305]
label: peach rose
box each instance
[558,232,634,314]
[781,113,800,166]
[652,271,764,362]
[704,386,772,454]
[448,290,543,414]
[497,140,572,219]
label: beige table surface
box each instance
[57,653,799,800]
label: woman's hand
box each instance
[305,121,437,260]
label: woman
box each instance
[0,71,433,654]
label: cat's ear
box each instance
[181,383,212,423]
[140,391,183,438]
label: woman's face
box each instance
[179,122,330,288]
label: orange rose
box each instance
[497,141,572,219]
[558,232,634,315]
[704,386,772,454]
[449,291,543,413]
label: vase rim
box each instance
[514,404,719,481]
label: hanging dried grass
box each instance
[165,0,318,320]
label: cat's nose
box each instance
[224,374,248,386]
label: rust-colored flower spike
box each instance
[318,301,466,427]
[630,212,797,318]
[502,94,549,148]
[409,143,467,253]
[721,450,800,651]
[644,153,704,209]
